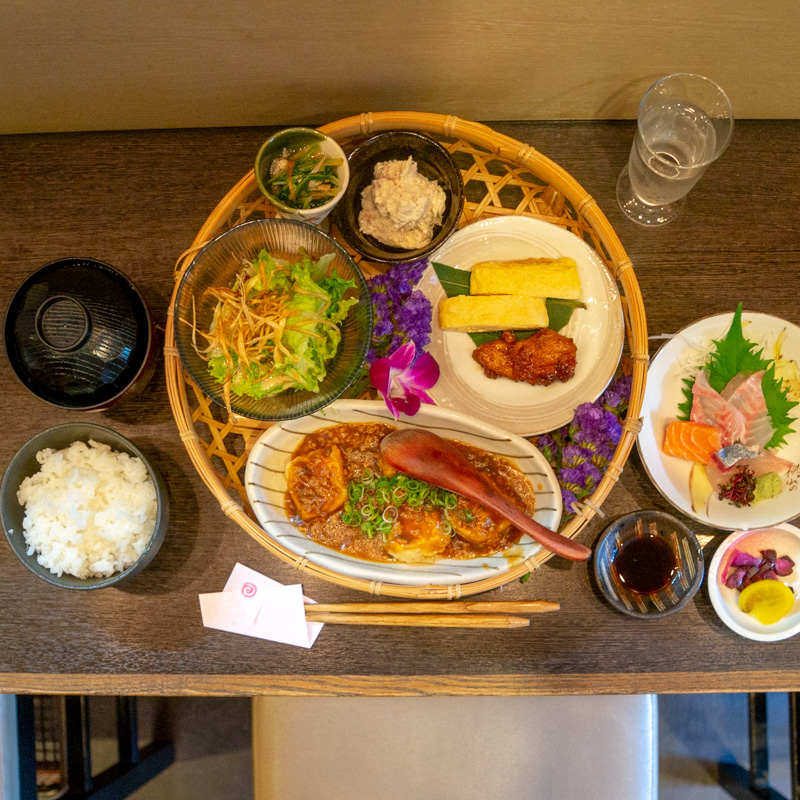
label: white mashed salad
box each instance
[358,157,446,250]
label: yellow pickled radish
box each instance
[738,581,795,625]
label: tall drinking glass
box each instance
[616,74,734,226]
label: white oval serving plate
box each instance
[418,215,625,436]
[244,399,562,587]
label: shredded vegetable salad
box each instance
[193,248,357,411]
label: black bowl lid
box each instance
[4,258,152,409]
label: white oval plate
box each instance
[244,399,562,587]
[708,524,800,642]
[418,216,625,436]
[637,312,800,531]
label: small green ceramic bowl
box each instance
[255,127,349,225]
[1,423,168,590]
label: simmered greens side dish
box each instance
[267,144,343,209]
[195,249,357,412]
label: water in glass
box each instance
[628,101,717,207]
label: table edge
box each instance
[2,672,799,696]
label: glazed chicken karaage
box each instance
[472,328,577,387]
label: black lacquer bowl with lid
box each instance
[4,257,155,410]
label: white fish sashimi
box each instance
[723,370,775,450]
[690,371,746,446]
[707,450,793,490]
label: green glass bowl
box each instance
[173,218,372,421]
[1,423,168,590]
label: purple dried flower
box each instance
[537,434,557,464]
[604,410,623,445]
[561,488,579,514]
[573,403,606,433]
[560,467,585,487]
[576,461,603,487]
[542,372,632,525]
[562,443,592,467]
[363,262,433,366]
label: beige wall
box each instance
[1,0,798,134]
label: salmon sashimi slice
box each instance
[722,370,775,449]
[707,450,794,490]
[690,371,746,446]
[663,420,723,464]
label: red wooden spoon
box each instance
[380,428,591,562]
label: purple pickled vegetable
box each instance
[724,547,795,592]
[775,557,795,577]
[725,566,747,589]
[730,549,761,567]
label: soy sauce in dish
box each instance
[614,534,677,594]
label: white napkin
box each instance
[199,562,323,648]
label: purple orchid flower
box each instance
[369,341,439,419]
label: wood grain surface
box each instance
[1,121,799,696]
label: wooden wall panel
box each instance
[0,0,797,133]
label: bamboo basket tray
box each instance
[165,112,648,599]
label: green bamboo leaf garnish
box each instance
[431,261,585,345]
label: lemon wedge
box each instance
[738,581,795,625]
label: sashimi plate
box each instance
[418,216,625,437]
[638,312,800,531]
[244,400,562,587]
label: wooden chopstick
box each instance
[304,611,530,628]
[308,600,559,615]
[302,600,559,628]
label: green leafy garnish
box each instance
[677,303,798,450]
[706,304,771,393]
[431,261,585,345]
[761,363,797,449]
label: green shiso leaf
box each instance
[431,261,585,344]
[706,303,771,393]
[761,362,798,449]
[675,303,798,448]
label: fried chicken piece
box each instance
[472,329,577,387]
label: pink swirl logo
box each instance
[241,582,257,598]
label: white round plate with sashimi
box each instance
[638,311,800,531]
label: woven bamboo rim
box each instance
[165,111,648,599]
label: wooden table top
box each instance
[1,120,798,697]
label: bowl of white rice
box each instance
[1,423,168,589]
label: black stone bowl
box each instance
[333,130,464,264]
[1,423,168,590]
